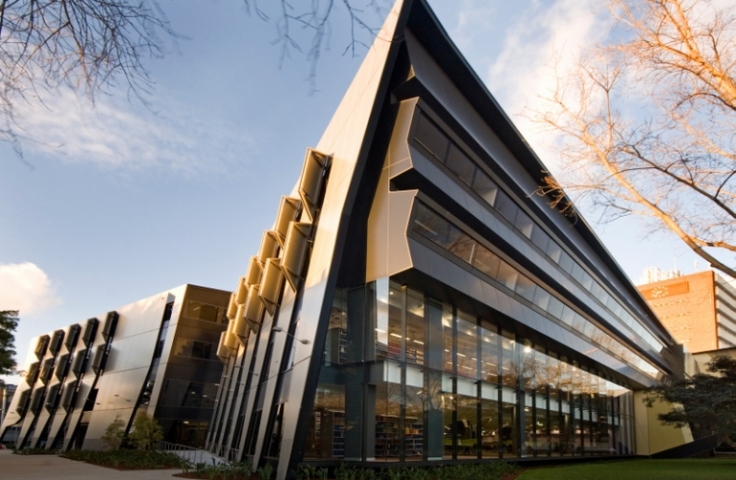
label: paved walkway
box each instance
[0,449,182,480]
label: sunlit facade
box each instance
[207,1,686,479]
[0,284,229,450]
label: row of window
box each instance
[377,280,632,395]
[411,202,660,378]
[304,285,634,461]
[412,111,664,354]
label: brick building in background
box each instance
[638,270,736,353]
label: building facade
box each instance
[207,1,688,478]
[639,270,736,353]
[0,284,229,450]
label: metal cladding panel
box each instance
[270,3,410,478]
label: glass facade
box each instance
[303,280,634,462]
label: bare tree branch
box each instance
[533,0,736,279]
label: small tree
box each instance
[101,415,126,450]
[645,355,736,448]
[0,311,19,378]
[128,411,163,450]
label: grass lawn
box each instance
[516,459,736,480]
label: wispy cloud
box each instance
[9,87,255,176]
[484,0,612,173]
[0,262,62,316]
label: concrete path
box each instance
[0,449,182,480]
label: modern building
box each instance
[0,284,229,450]
[207,1,690,478]
[639,270,736,353]
[0,384,18,446]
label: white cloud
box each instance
[0,262,62,316]
[485,0,612,173]
[9,87,254,176]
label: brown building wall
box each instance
[639,271,717,353]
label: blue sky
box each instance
[0,0,701,383]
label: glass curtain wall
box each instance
[302,279,635,463]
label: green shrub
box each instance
[101,415,126,451]
[128,412,163,450]
[61,449,186,469]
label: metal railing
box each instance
[156,441,227,466]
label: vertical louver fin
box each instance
[49,329,65,355]
[29,388,45,413]
[39,358,55,385]
[244,284,263,329]
[72,349,89,377]
[91,345,109,375]
[16,389,31,415]
[102,311,119,341]
[26,362,40,386]
[60,380,79,412]
[298,149,330,222]
[281,222,313,291]
[274,196,301,246]
[65,324,81,350]
[216,331,231,363]
[45,384,62,412]
[233,303,249,345]
[245,257,264,286]
[35,335,50,359]
[82,318,99,346]
[259,258,284,316]
[257,231,280,264]
[55,354,70,381]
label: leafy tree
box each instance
[644,355,736,447]
[101,415,126,450]
[535,0,736,278]
[128,411,163,450]
[0,310,19,380]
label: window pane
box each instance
[444,304,454,373]
[446,144,476,187]
[533,288,551,311]
[497,262,518,291]
[481,324,499,385]
[406,289,425,366]
[548,296,564,320]
[413,204,463,251]
[546,241,562,263]
[531,226,551,252]
[515,274,537,302]
[494,190,518,224]
[415,114,449,161]
[514,211,534,238]
[558,251,574,273]
[473,171,498,206]
[457,311,478,379]
[448,232,476,263]
[472,246,501,279]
